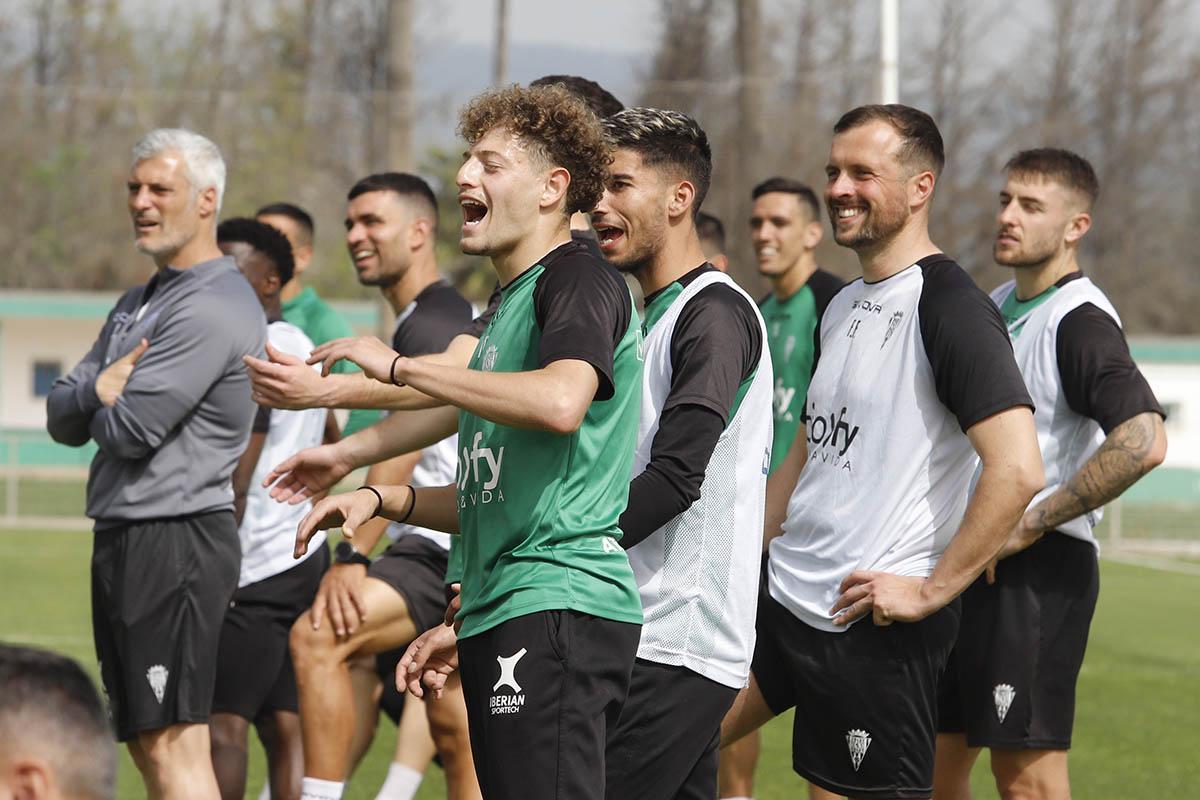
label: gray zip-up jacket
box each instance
[47,256,266,527]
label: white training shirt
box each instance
[768,256,1032,632]
[627,269,773,689]
[238,320,328,588]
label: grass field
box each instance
[2,529,1198,799]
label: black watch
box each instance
[334,540,371,568]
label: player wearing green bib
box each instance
[750,178,844,475]
[294,84,644,800]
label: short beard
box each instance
[832,203,907,250]
[356,272,399,288]
[994,239,1059,269]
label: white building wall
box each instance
[1140,363,1200,470]
[1,317,101,430]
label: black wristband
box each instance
[396,484,417,524]
[390,354,405,386]
[358,485,384,518]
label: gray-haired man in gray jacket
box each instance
[47,128,265,800]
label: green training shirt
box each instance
[454,240,645,639]
[282,286,380,436]
[759,269,844,472]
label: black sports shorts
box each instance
[752,580,960,799]
[458,610,640,800]
[212,547,329,719]
[938,531,1099,749]
[605,658,737,800]
[91,510,241,741]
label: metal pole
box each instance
[880,0,899,103]
[493,0,509,87]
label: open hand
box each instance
[263,442,356,505]
[830,571,936,626]
[398,623,460,699]
[96,338,149,406]
[245,342,329,410]
[308,336,400,382]
[294,488,380,558]
[309,562,369,637]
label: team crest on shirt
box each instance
[481,344,499,371]
[993,683,1016,723]
[846,728,872,771]
[146,664,168,704]
[490,648,527,715]
[881,311,904,349]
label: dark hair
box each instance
[218,217,297,284]
[1004,148,1100,208]
[696,212,725,252]
[347,172,440,231]
[530,75,624,118]
[0,644,116,799]
[751,177,821,220]
[602,107,712,219]
[255,202,314,245]
[459,84,611,215]
[833,104,945,177]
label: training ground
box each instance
[2,525,1198,799]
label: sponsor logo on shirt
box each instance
[457,431,506,508]
[773,378,796,422]
[490,648,527,715]
[805,402,860,472]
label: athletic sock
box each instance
[300,777,344,800]
[257,780,271,800]
[375,763,424,800]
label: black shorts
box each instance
[752,582,960,799]
[368,535,450,634]
[212,547,330,720]
[458,610,641,800]
[938,532,1099,749]
[605,659,737,800]
[91,510,241,741]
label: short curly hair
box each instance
[458,84,611,215]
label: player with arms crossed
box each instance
[585,108,771,799]
[933,149,1166,800]
[293,84,645,800]
[719,105,1045,800]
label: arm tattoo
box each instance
[1029,411,1160,532]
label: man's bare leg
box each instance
[718,731,759,798]
[933,732,980,800]
[136,722,221,800]
[347,653,385,773]
[990,748,1070,800]
[290,578,418,781]
[720,674,777,747]
[257,711,306,800]
[210,712,252,800]
[425,673,481,800]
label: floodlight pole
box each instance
[493,0,509,86]
[880,0,899,103]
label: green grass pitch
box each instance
[1,530,1197,799]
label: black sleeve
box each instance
[665,284,761,420]
[251,405,272,434]
[532,255,630,401]
[1056,303,1165,433]
[393,286,475,357]
[462,284,501,339]
[808,269,847,319]
[619,404,726,549]
[917,259,1033,431]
